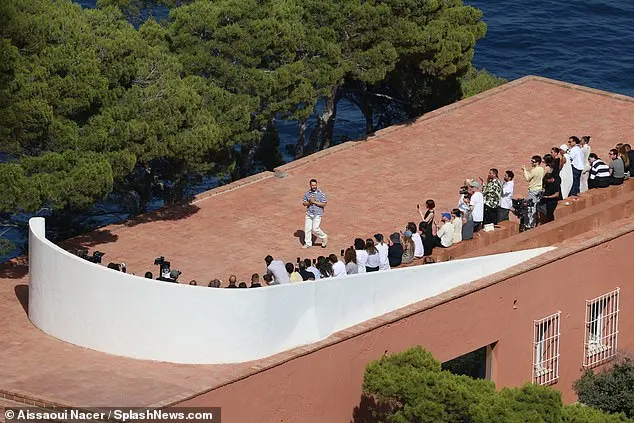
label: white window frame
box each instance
[532,311,560,385]
[583,288,619,368]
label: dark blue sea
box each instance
[2,0,632,261]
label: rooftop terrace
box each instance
[1,75,634,411]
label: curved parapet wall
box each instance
[28,217,554,364]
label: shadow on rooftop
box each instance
[0,258,28,280]
[62,229,119,251]
[123,203,201,228]
[15,284,28,315]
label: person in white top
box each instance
[329,254,347,277]
[580,135,592,193]
[374,234,391,270]
[451,209,462,243]
[354,238,368,273]
[264,255,291,284]
[468,181,484,232]
[407,222,424,258]
[433,213,454,248]
[568,136,585,196]
[498,170,515,221]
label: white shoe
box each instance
[321,237,328,248]
[302,244,311,249]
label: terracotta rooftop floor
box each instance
[1,75,634,408]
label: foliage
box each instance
[361,346,631,423]
[460,67,507,98]
[574,357,634,418]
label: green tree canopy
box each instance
[574,357,634,418]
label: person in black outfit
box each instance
[419,221,434,256]
[387,232,403,267]
[539,173,560,223]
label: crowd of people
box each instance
[91,137,632,288]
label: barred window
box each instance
[532,311,560,385]
[584,288,619,368]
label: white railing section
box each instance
[532,311,560,385]
[28,217,554,364]
[583,288,620,368]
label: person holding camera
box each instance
[302,178,328,249]
[522,155,545,229]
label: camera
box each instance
[76,248,104,264]
[154,256,171,278]
[459,185,469,195]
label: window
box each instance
[532,311,560,385]
[584,288,619,368]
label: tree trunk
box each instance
[295,119,308,159]
[307,86,339,153]
[362,92,374,135]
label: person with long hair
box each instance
[617,144,630,178]
[580,136,592,192]
[419,221,434,256]
[344,247,358,274]
[549,147,562,189]
[558,145,573,199]
[354,238,368,274]
[401,231,415,265]
[365,239,380,272]
[317,255,333,278]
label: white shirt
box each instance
[306,265,320,279]
[355,250,368,273]
[570,145,585,170]
[332,260,347,277]
[366,252,381,268]
[437,222,454,248]
[267,260,290,284]
[375,242,390,270]
[452,217,462,243]
[470,191,484,222]
[500,180,514,210]
[458,194,470,213]
[412,233,424,257]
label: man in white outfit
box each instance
[580,135,592,193]
[302,179,328,248]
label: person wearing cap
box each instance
[433,213,455,248]
[401,231,415,264]
[302,178,328,249]
[468,180,484,232]
[387,232,403,267]
[522,155,545,229]
[374,234,391,271]
[557,145,573,199]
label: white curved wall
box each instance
[28,217,554,364]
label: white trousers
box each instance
[304,214,327,246]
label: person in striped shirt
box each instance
[588,153,610,189]
[302,179,328,248]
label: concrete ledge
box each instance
[272,141,359,173]
[192,171,275,203]
[555,181,634,220]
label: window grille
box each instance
[532,311,560,385]
[584,288,619,368]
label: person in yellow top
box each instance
[522,155,545,229]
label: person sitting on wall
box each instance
[226,275,238,288]
[329,253,347,277]
[461,194,474,241]
[317,255,334,278]
[144,271,153,279]
[286,262,303,282]
[365,239,381,272]
[588,153,611,189]
[250,274,262,288]
[265,255,291,284]
[387,232,403,268]
[608,148,625,185]
[432,213,455,248]
[538,172,561,223]
[401,230,415,265]
[304,258,321,280]
[189,280,197,286]
[208,279,222,288]
[451,209,462,244]
[157,269,181,283]
[238,282,248,288]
